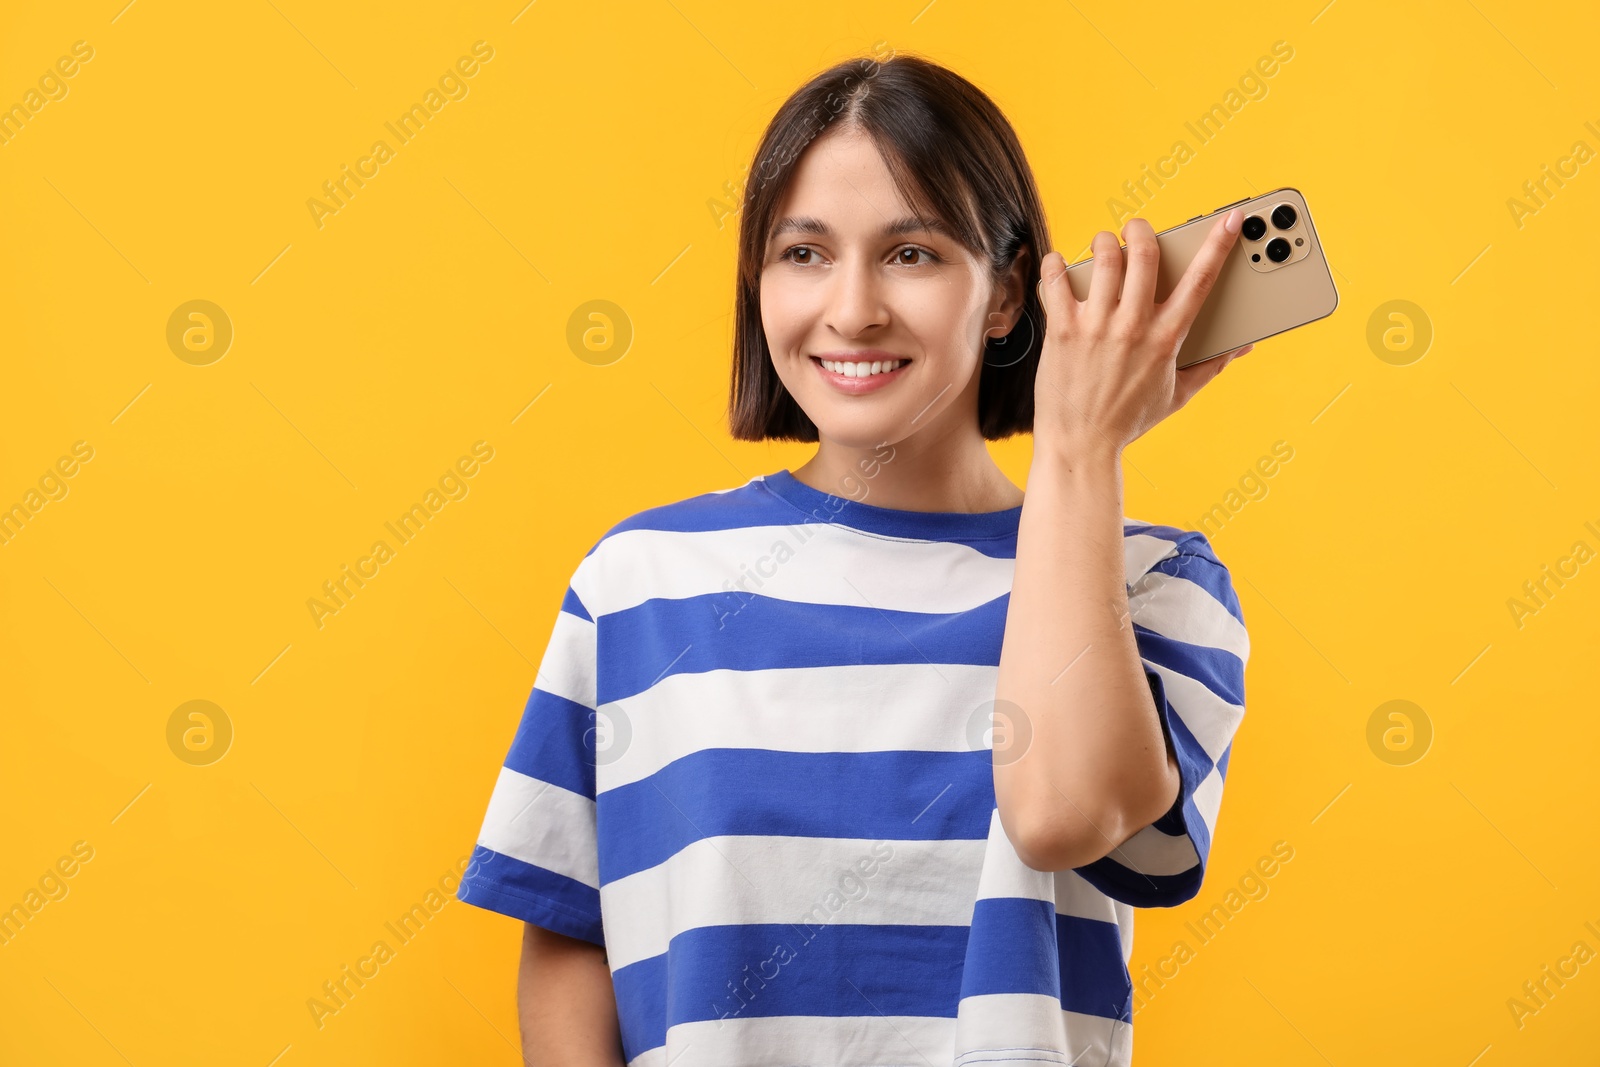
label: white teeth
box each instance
[820,358,904,377]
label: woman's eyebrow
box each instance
[770,215,953,240]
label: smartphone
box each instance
[1063,187,1339,368]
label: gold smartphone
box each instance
[1063,187,1339,368]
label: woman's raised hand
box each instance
[1031,209,1254,461]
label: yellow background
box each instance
[3,0,1597,1063]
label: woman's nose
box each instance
[824,256,889,335]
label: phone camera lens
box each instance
[1266,237,1291,263]
[1241,215,1267,241]
[1271,204,1297,229]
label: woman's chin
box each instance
[809,418,905,451]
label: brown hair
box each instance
[727,49,1053,443]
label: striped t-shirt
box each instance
[457,467,1249,1066]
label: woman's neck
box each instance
[791,436,1025,513]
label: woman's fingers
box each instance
[1160,209,1243,332]
[1119,219,1160,311]
[1086,230,1124,318]
[1036,250,1072,330]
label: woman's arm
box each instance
[992,210,1248,873]
[992,443,1179,873]
[518,922,626,1066]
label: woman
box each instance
[458,49,1252,1067]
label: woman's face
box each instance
[759,125,1022,451]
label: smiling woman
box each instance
[730,60,1050,476]
[457,49,1251,1067]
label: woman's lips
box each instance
[810,356,911,395]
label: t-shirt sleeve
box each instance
[1075,534,1249,908]
[456,572,605,947]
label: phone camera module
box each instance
[1270,204,1297,230]
[1265,237,1292,263]
[1241,215,1267,241]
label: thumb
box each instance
[1172,348,1238,408]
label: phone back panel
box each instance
[1063,187,1338,368]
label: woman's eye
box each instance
[776,244,940,266]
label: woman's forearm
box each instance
[992,440,1181,872]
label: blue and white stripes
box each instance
[458,469,1249,1066]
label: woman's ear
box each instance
[986,248,1032,338]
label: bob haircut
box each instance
[728,49,1054,443]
